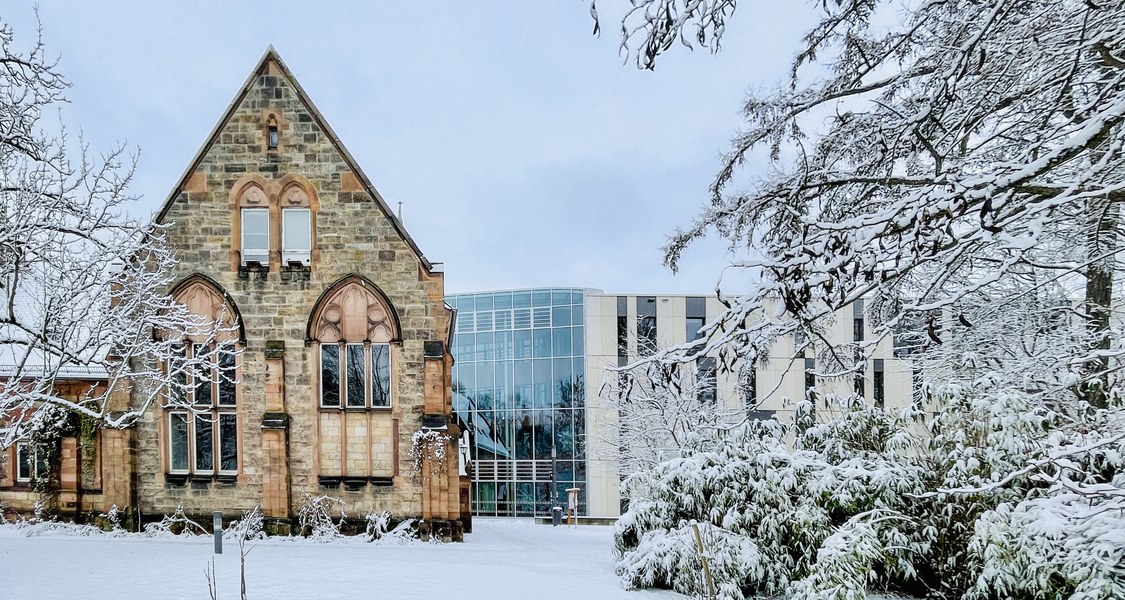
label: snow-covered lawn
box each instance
[0,518,679,599]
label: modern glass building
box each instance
[447,289,587,517]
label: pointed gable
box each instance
[155,47,436,273]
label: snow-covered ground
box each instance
[0,518,680,599]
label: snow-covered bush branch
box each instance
[411,429,450,477]
[598,343,743,477]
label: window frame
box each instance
[319,342,393,409]
[165,342,239,478]
[15,442,32,483]
[240,207,270,266]
[281,207,312,266]
[168,412,191,475]
[14,442,50,485]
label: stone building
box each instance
[1,48,470,538]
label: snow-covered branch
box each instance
[0,16,234,447]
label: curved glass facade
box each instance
[448,289,586,517]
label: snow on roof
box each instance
[0,274,110,382]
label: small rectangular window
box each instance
[241,208,270,265]
[267,126,279,150]
[874,359,885,408]
[169,413,190,473]
[697,357,717,403]
[282,208,311,266]
[804,357,816,395]
[16,442,31,482]
[321,345,340,407]
[218,414,238,473]
[371,344,391,407]
[686,316,706,342]
[346,344,366,407]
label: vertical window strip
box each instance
[217,345,236,406]
[169,413,190,473]
[745,368,757,407]
[804,357,816,395]
[371,343,391,407]
[321,344,340,407]
[346,343,366,407]
[874,359,885,408]
[169,342,187,404]
[193,343,212,407]
[194,415,214,474]
[218,414,238,473]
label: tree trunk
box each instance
[1082,195,1117,409]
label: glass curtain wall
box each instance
[448,289,586,517]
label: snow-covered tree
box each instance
[598,343,743,478]
[594,0,1124,394]
[0,17,233,447]
[592,0,1125,597]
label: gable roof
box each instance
[154,46,437,273]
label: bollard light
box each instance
[213,511,223,555]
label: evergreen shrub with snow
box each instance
[614,391,1125,599]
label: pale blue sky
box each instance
[7,2,812,294]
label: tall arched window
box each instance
[309,276,401,483]
[166,276,243,481]
[309,276,398,409]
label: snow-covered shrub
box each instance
[364,510,392,541]
[296,492,346,540]
[363,510,419,543]
[144,506,208,536]
[99,504,127,534]
[969,489,1125,600]
[615,399,925,599]
[224,505,266,541]
[618,377,1125,599]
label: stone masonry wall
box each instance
[133,56,450,523]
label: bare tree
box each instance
[0,17,233,447]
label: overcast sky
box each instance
[7,2,813,295]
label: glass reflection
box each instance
[448,288,588,516]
